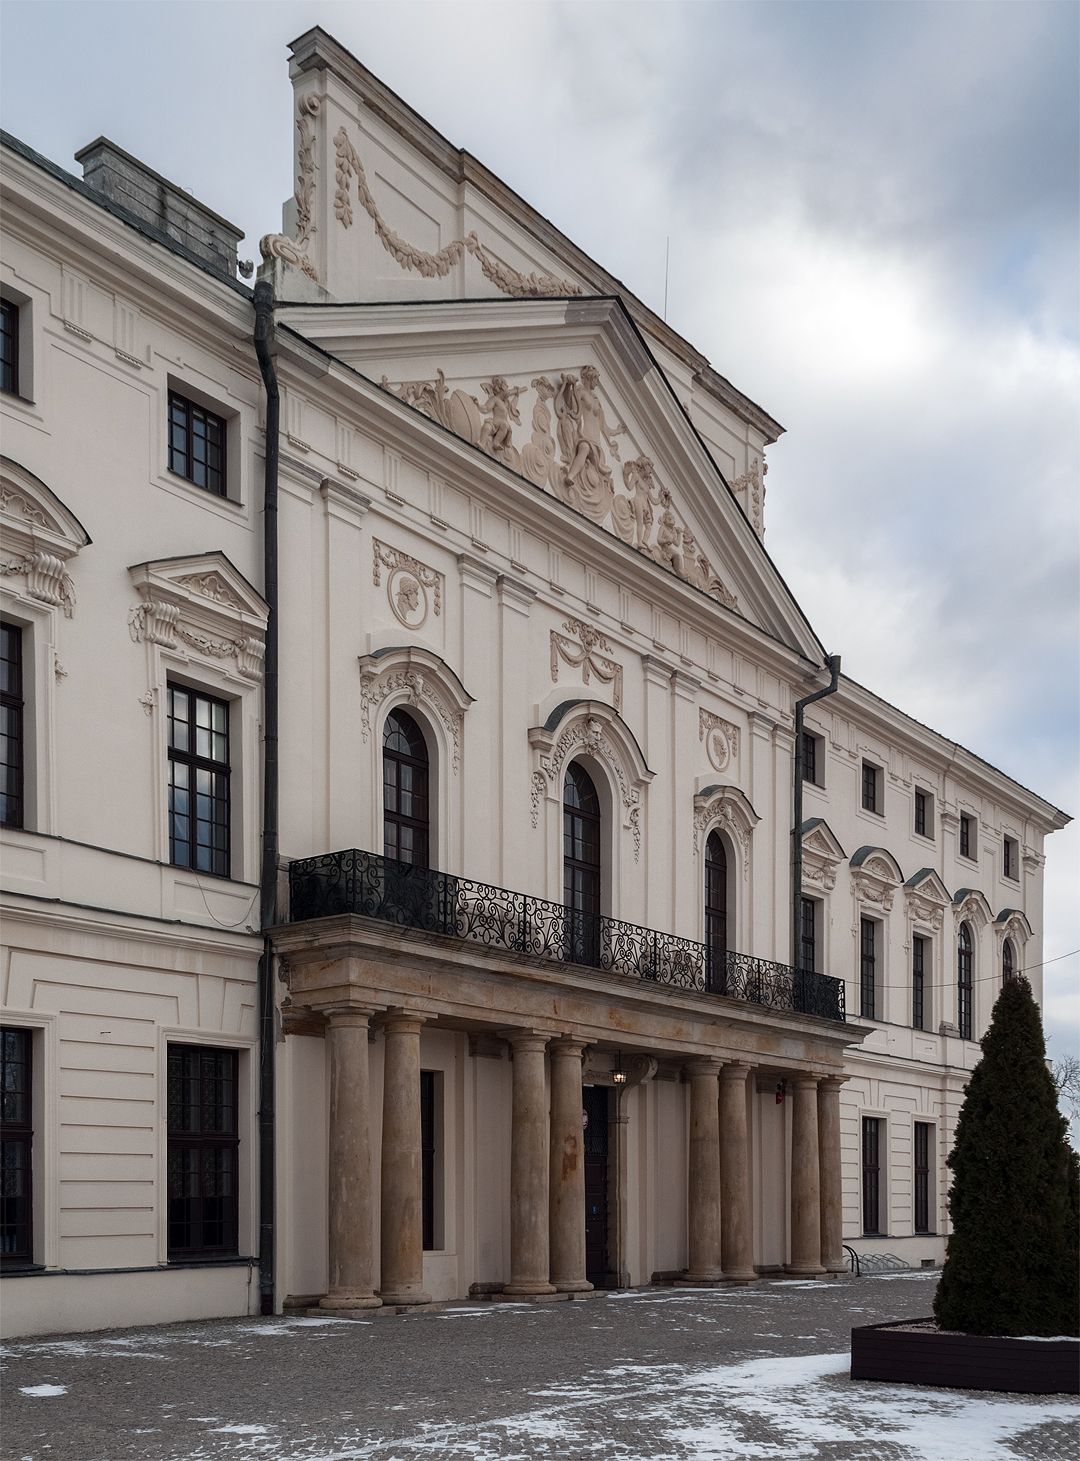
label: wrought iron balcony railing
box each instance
[287,848,846,1023]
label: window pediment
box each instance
[128,552,268,681]
[358,646,473,774]
[850,845,903,912]
[953,887,993,930]
[1,458,91,617]
[904,867,951,931]
[692,784,759,875]
[799,817,845,892]
[994,907,1032,949]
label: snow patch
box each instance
[19,1384,67,1397]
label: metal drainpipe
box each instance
[792,654,841,971]
[253,279,279,1316]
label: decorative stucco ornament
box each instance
[358,667,462,773]
[550,618,623,712]
[698,708,740,773]
[332,127,583,299]
[259,95,321,282]
[372,539,443,629]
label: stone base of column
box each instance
[553,1278,594,1293]
[378,1286,432,1306]
[721,1267,758,1284]
[783,1263,826,1278]
[502,1279,557,1296]
[320,1290,382,1310]
[675,1271,726,1287]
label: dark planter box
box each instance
[851,1317,1079,1395]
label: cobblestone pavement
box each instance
[3,1273,1077,1460]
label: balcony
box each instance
[287,848,846,1023]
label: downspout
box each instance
[792,654,841,970]
[253,279,279,1316]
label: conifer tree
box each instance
[934,975,1079,1336]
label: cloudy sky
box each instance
[3,1,1077,1055]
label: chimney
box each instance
[75,137,244,277]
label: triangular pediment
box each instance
[128,551,268,623]
[904,867,951,904]
[800,817,846,863]
[281,296,823,660]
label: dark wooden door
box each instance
[583,1084,610,1286]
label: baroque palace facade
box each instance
[0,29,1068,1336]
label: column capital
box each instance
[720,1061,754,1083]
[548,1036,588,1059]
[685,1056,722,1080]
[322,1003,378,1029]
[818,1073,849,1093]
[380,1009,427,1037]
[790,1073,821,1092]
[504,1030,551,1055]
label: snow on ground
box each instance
[17,1383,67,1397]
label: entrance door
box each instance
[583,1084,610,1286]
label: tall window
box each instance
[860,917,877,1020]
[862,1116,883,1235]
[563,762,601,966]
[168,391,227,497]
[959,813,975,860]
[957,922,973,1040]
[862,761,881,814]
[383,709,430,867]
[705,830,729,990]
[421,1070,437,1251]
[802,731,818,786]
[800,896,817,974]
[1002,938,1016,984]
[167,1045,239,1258]
[913,1122,932,1234]
[0,1027,33,1265]
[1,622,24,829]
[1003,836,1018,881]
[0,299,19,396]
[914,788,931,839]
[912,934,927,1031]
[168,684,230,877]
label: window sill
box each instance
[158,469,246,516]
[956,854,978,868]
[0,1262,44,1276]
[166,1254,253,1269]
[912,831,935,846]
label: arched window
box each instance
[1002,938,1015,984]
[705,830,729,992]
[957,922,973,1040]
[563,762,601,966]
[383,709,430,867]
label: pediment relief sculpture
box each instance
[372,538,443,629]
[1,459,91,618]
[730,458,766,537]
[127,552,268,683]
[333,127,582,299]
[799,818,845,893]
[850,847,904,913]
[550,618,623,712]
[953,888,992,931]
[381,363,739,610]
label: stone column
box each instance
[548,1038,592,1293]
[787,1075,824,1276]
[719,1062,756,1282]
[504,1033,556,1295]
[321,1006,381,1310]
[378,1012,431,1306]
[681,1058,724,1284]
[817,1075,847,1275]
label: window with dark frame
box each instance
[914,788,930,839]
[861,761,880,814]
[383,709,430,868]
[421,1069,436,1251]
[0,299,19,397]
[563,762,602,968]
[0,1027,33,1265]
[860,916,877,1020]
[1003,836,1018,881]
[862,1115,883,1235]
[800,896,817,974]
[957,922,973,1040]
[168,391,227,497]
[914,1121,932,1234]
[168,684,230,877]
[802,731,818,786]
[166,1045,239,1258]
[912,934,927,1031]
[0,622,24,830]
[1003,938,1016,984]
[959,813,975,860]
[705,830,729,991]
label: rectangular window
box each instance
[914,1121,932,1234]
[167,1045,239,1258]
[0,622,24,829]
[800,896,817,974]
[168,391,227,497]
[0,299,19,397]
[1003,836,1018,881]
[0,1027,33,1265]
[861,761,881,815]
[959,813,976,861]
[862,1116,883,1235]
[421,1069,436,1251]
[802,731,819,787]
[168,684,230,877]
[860,917,877,1020]
[914,788,932,839]
[912,934,927,1031]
